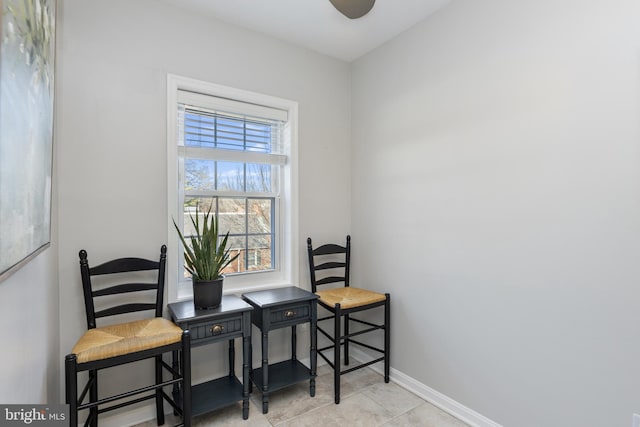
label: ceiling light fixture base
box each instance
[329,0,376,19]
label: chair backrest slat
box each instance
[90,257,159,275]
[314,261,346,271]
[316,276,347,286]
[95,303,158,319]
[312,243,347,256]
[79,245,167,329]
[307,235,351,293]
[92,282,157,297]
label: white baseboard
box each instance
[348,347,502,427]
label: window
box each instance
[167,75,298,301]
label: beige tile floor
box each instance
[136,364,469,427]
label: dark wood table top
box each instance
[168,295,253,323]
[242,286,317,308]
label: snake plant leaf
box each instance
[172,202,239,281]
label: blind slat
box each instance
[181,106,283,154]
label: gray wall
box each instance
[351,0,640,426]
[0,251,59,403]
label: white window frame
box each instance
[167,74,298,302]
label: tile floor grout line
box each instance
[269,385,337,427]
[269,376,366,427]
[378,402,422,427]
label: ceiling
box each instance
[159,0,451,62]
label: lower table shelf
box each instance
[251,359,311,393]
[191,376,244,417]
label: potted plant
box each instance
[173,205,239,309]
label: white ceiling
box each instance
[159,0,451,62]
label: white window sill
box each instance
[174,280,299,303]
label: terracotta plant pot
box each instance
[192,276,224,309]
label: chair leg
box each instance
[384,293,390,383]
[171,350,180,416]
[155,355,165,425]
[65,355,78,427]
[89,369,98,427]
[333,304,341,404]
[181,331,192,427]
[344,313,349,366]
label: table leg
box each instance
[248,325,253,394]
[242,331,250,420]
[229,339,235,377]
[291,325,297,360]
[310,301,317,397]
[261,328,269,414]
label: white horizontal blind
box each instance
[178,90,287,165]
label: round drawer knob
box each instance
[211,325,224,334]
[284,310,295,318]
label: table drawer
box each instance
[188,315,243,342]
[270,303,310,326]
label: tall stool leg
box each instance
[171,350,179,416]
[155,355,165,425]
[181,332,192,427]
[344,313,350,366]
[384,293,390,383]
[89,369,98,427]
[334,303,341,404]
[65,355,78,427]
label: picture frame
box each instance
[0,0,56,282]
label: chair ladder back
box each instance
[307,235,351,293]
[79,251,97,329]
[78,245,167,329]
[89,257,160,275]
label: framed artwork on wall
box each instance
[0,0,56,282]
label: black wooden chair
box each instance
[65,245,191,427]
[307,235,390,404]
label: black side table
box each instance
[168,296,253,420]
[242,286,318,414]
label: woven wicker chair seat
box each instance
[316,287,386,309]
[72,318,183,364]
